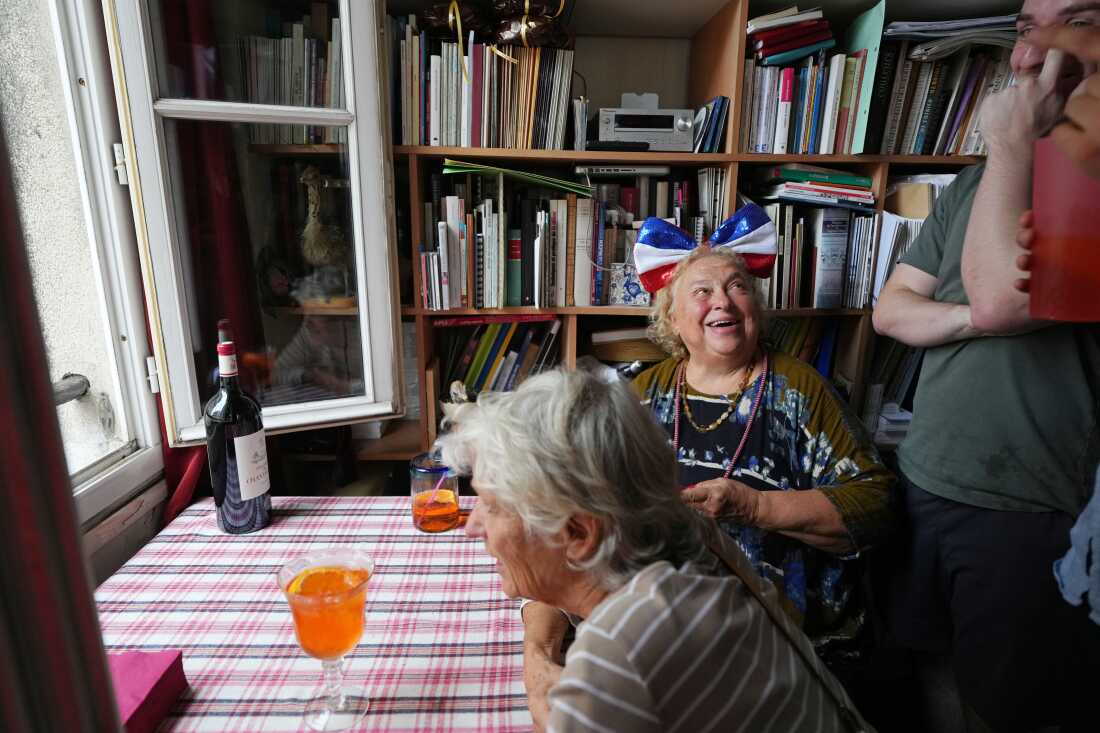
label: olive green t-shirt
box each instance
[897,164,1100,515]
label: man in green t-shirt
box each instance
[873,1,1100,729]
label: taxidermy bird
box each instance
[299,166,347,268]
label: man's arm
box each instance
[873,264,983,347]
[961,51,1068,332]
[522,601,570,733]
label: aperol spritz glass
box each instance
[277,549,374,731]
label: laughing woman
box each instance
[632,229,895,663]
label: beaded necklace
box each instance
[672,350,769,480]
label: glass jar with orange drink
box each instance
[410,451,460,532]
[278,549,374,731]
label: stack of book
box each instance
[419,161,730,311]
[388,14,574,150]
[758,164,875,211]
[237,5,344,144]
[437,316,562,395]
[747,6,834,66]
[862,337,924,438]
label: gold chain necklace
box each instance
[680,354,756,433]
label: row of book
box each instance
[743,46,877,156]
[759,202,875,311]
[438,316,562,395]
[388,14,574,149]
[237,7,345,145]
[875,44,1011,157]
[763,317,841,379]
[419,166,730,311]
[756,163,876,211]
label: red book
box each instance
[756,29,834,58]
[751,19,828,44]
[620,187,638,217]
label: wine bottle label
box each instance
[218,352,238,377]
[233,429,270,500]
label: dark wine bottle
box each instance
[205,337,271,533]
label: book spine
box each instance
[881,43,913,154]
[899,62,933,155]
[506,227,522,307]
[773,67,794,154]
[863,41,900,154]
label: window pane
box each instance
[1,1,132,476]
[163,119,365,410]
[149,0,344,113]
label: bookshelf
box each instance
[368,0,994,461]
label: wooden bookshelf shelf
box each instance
[271,305,358,316]
[737,154,983,165]
[394,145,734,165]
[354,420,424,461]
[401,306,868,318]
[250,144,346,155]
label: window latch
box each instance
[145,356,160,394]
[112,143,129,186]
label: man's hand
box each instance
[681,478,763,525]
[1028,26,1100,178]
[1014,209,1036,293]
[979,49,1069,153]
[522,602,568,732]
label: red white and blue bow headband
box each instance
[633,203,777,293]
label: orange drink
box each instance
[1030,137,1100,321]
[410,451,460,532]
[285,566,372,659]
[277,549,374,730]
[412,489,460,532]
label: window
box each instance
[0,0,163,522]
[107,0,404,446]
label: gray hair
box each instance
[647,245,767,360]
[436,368,710,591]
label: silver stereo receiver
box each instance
[598,108,694,152]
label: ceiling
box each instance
[385,0,1021,38]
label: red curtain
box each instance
[158,0,264,524]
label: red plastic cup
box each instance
[1029,137,1100,321]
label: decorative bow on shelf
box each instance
[632,203,778,293]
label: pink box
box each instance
[106,650,188,733]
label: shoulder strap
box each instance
[706,536,871,733]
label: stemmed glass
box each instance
[277,549,374,731]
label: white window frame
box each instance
[104,0,403,447]
[47,0,165,524]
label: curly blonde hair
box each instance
[646,246,767,360]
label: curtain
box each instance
[0,118,119,732]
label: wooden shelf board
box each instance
[402,306,868,317]
[394,146,982,167]
[271,305,358,316]
[355,420,424,461]
[738,153,983,165]
[250,144,346,155]
[394,145,733,164]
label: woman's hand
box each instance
[522,602,568,732]
[681,478,763,525]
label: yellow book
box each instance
[482,322,518,391]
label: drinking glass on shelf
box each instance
[277,549,374,731]
[410,451,460,532]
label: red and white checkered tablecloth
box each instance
[96,496,531,732]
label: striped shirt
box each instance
[547,531,870,733]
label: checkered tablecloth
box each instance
[96,497,531,732]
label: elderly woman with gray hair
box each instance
[438,368,870,733]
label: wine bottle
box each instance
[205,337,271,533]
